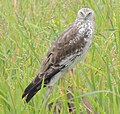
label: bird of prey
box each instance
[22,8,95,103]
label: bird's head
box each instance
[77,8,95,21]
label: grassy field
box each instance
[0,0,120,114]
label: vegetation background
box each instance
[0,0,120,114]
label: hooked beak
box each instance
[84,16,88,21]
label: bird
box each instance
[22,7,95,103]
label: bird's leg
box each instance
[42,85,54,109]
[47,85,53,97]
[69,68,74,78]
[42,86,53,102]
[60,87,65,95]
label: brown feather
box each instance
[22,8,95,103]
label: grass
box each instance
[0,0,120,114]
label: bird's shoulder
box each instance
[40,22,90,73]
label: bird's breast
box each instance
[69,22,94,68]
[78,22,94,37]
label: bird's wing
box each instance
[40,23,87,72]
[22,23,87,103]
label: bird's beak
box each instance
[84,16,87,21]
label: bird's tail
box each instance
[22,74,43,103]
[22,65,65,103]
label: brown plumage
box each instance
[22,8,95,103]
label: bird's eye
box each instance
[87,12,92,16]
[79,11,84,17]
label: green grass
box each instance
[0,0,120,114]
